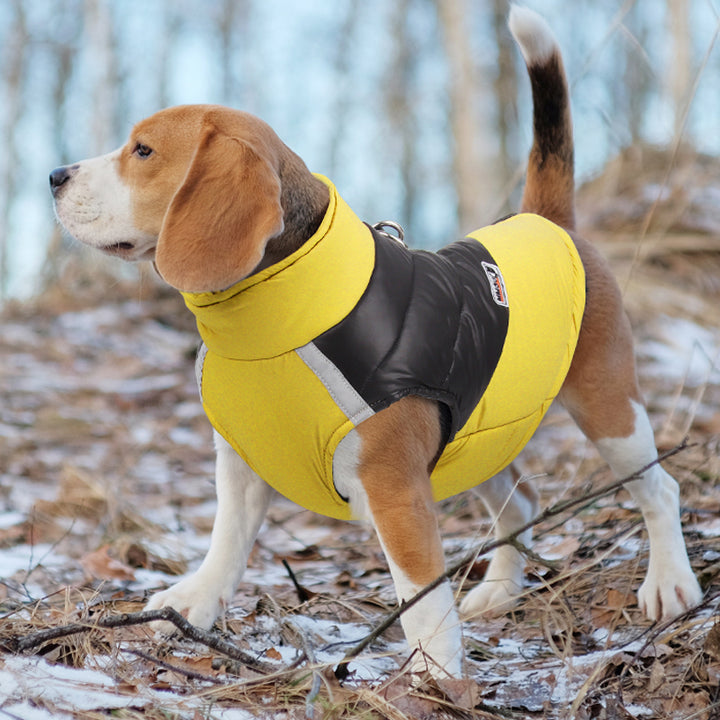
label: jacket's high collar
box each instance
[182,176,376,360]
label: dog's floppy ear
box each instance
[155,122,284,292]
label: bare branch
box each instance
[126,647,224,685]
[12,606,274,676]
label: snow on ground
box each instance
[1,226,719,718]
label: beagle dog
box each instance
[50,7,702,678]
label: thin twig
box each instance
[282,558,313,603]
[126,647,225,685]
[12,606,274,675]
[507,538,561,572]
[336,441,691,673]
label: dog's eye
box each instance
[134,143,153,158]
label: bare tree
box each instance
[41,0,83,291]
[435,0,497,231]
[383,0,421,235]
[156,2,179,110]
[0,0,28,298]
[623,3,652,144]
[84,0,118,153]
[328,0,361,179]
[491,0,518,213]
[217,0,253,106]
[667,0,691,138]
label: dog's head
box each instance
[50,105,285,293]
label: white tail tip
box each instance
[508,4,558,66]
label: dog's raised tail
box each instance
[509,5,575,231]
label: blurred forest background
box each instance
[0,0,718,301]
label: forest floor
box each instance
[1,145,719,719]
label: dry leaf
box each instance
[335,570,357,589]
[264,647,282,661]
[182,655,217,675]
[703,622,720,661]
[662,690,711,718]
[34,466,108,520]
[80,544,136,581]
[433,676,479,708]
[647,658,665,693]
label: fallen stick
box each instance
[126,647,225,685]
[11,606,274,675]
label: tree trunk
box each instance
[436,0,496,230]
[491,0,517,214]
[0,0,28,298]
[84,0,118,153]
[383,0,419,236]
[667,0,691,138]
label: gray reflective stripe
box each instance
[296,342,374,426]
[195,343,208,399]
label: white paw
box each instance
[460,545,525,619]
[408,648,463,680]
[396,582,464,679]
[145,574,224,633]
[460,578,521,619]
[638,564,703,621]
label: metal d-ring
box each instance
[372,220,406,247]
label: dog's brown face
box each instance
[50,105,285,293]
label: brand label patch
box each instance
[482,262,509,307]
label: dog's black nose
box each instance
[49,165,77,195]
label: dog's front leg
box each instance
[345,397,463,678]
[145,431,274,630]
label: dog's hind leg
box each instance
[592,399,702,619]
[459,468,538,618]
[559,240,703,620]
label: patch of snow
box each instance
[0,512,26,529]
[693,516,720,538]
[0,653,260,719]
[133,452,177,483]
[641,315,720,385]
[93,373,185,395]
[643,183,672,203]
[298,617,402,679]
[1,323,44,346]
[0,424,22,439]
[0,655,150,712]
[130,424,155,445]
[242,563,296,587]
[168,426,206,448]
[2,703,74,720]
[625,705,656,717]
[0,543,67,577]
[131,567,190,592]
[209,709,260,720]
[54,304,196,369]
[175,400,205,419]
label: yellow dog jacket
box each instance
[182,177,585,521]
